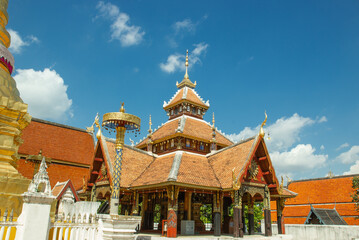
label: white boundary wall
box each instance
[272,224,359,240]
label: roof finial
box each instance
[148,115,152,133]
[120,102,125,113]
[212,112,215,128]
[259,111,267,137]
[184,49,189,79]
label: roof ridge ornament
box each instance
[259,111,267,137]
[176,50,197,89]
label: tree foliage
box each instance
[352,177,359,215]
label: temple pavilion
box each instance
[81,51,296,238]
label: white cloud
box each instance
[14,68,73,121]
[336,142,349,151]
[318,116,327,123]
[160,42,209,73]
[337,145,359,164]
[96,1,145,47]
[8,29,39,54]
[344,161,359,175]
[271,144,327,174]
[227,113,315,152]
[320,145,325,150]
[173,19,195,34]
[227,113,329,178]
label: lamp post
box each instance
[102,103,141,215]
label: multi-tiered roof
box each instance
[137,51,233,154]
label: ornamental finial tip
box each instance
[149,115,152,130]
[184,50,189,79]
[120,102,125,113]
[212,112,215,127]
[259,111,267,137]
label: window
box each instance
[186,139,191,148]
[192,107,196,115]
[179,106,182,112]
[187,105,190,112]
[200,142,204,150]
[171,109,174,115]
[171,139,175,147]
[197,109,201,115]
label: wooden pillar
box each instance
[213,192,221,236]
[263,185,272,236]
[233,190,243,238]
[248,196,254,235]
[186,192,192,220]
[141,193,148,229]
[276,198,285,234]
[134,191,140,216]
[167,185,179,238]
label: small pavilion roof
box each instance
[305,206,347,225]
[163,87,209,109]
[52,179,79,201]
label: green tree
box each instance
[352,177,359,217]
[200,204,213,224]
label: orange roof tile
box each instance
[164,87,209,109]
[208,138,256,189]
[130,153,174,187]
[176,153,220,188]
[17,158,89,190]
[286,175,357,205]
[137,117,233,147]
[183,117,233,146]
[284,217,306,224]
[52,180,79,201]
[19,118,94,165]
[105,140,154,188]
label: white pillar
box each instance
[15,193,55,240]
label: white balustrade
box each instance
[0,209,20,240]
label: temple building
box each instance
[17,118,94,190]
[80,51,296,237]
[271,174,359,226]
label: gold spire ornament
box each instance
[0,0,32,218]
[176,50,197,89]
[102,103,140,215]
[259,111,267,137]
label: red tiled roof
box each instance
[130,152,221,188]
[177,153,220,187]
[183,118,233,146]
[286,175,357,204]
[208,138,256,189]
[137,117,233,147]
[164,87,209,109]
[52,180,79,201]
[130,153,174,187]
[17,158,89,190]
[270,175,359,225]
[105,140,154,188]
[19,118,94,165]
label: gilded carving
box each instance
[232,168,241,190]
[248,159,259,180]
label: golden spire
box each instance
[184,50,189,79]
[212,112,215,129]
[176,50,196,89]
[259,111,267,137]
[148,115,152,134]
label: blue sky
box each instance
[7,0,359,181]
